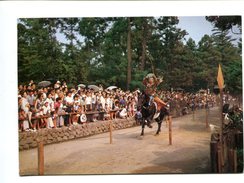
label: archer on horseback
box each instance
[141,73,167,129]
[142,73,167,107]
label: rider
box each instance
[142,73,167,108]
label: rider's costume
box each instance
[142,73,167,108]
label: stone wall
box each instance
[19,117,137,151]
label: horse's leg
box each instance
[155,109,166,135]
[141,119,145,136]
[146,118,153,128]
[155,122,162,135]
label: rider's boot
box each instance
[148,95,153,106]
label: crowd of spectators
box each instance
[18,80,139,132]
[18,80,219,132]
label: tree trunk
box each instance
[127,17,132,90]
[140,19,147,71]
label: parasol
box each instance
[78,84,86,88]
[106,86,117,90]
[88,85,100,92]
[38,81,52,88]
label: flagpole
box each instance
[219,88,223,141]
[217,63,225,171]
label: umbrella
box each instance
[176,87,184,92]
[78,84,86,88]
[38,81,51,88]
[88,85,100,92]
[199,89,206,93]
[106,86,117,90]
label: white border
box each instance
[0,1,243,183]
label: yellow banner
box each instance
[217,64,224,89]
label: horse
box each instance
[137,91,169,136]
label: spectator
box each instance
[119,106,127,119]
[54,80,61,89]
[42,100,54,128]
[20,91,32,128]
[104,103,111,120]
[54,97,65,127]
[19,108,29,131]
[26,89,35,110]
[18,79,220,132]
[85,91,92,111]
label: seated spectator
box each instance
[119,106,127,119]
[72,100,82,125]
[104,103,111,120]
[19,108,30,131]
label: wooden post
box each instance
[109,121,113,144]
[233,149,237,172]
[165,116,168,127]
[38,141,44,175]
[217,147,222,173]
[205,107,209,128]
[228,149,234,172]
[235,132,243,149]
[69,113,72,126]
[169,116,172,145]
[219,89,224,160]
[210,141,218,173]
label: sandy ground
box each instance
[19,107,221,175]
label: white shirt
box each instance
[65,96,74,105]
[85,96,92,105]
[42,105,51,115]
[120,108,127,118]
[21,97,30,113]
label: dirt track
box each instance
[19,107,220,175]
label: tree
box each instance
[18,18,64,83]
[127,17,132,90]
[212,29,242,94]
[206,16,241,34]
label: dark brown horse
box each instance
[137,91,169,136]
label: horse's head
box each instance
[137,91,150,109]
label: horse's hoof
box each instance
[139,135,144,140]
[154,133,159,136]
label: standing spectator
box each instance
[34,93,44,129]
[46,92,55,112]
[20,91,33,128]
[119,95,126,108]
[62,81,68,89]
[42,100,54,128]
[27,89,35,110]
[64,91,74,126]
[91,91,97,111]
[100,92,106,109]
[54,97,64,127]
[85,91,92,111]
[54,81,61,89]
[98,84,103,91]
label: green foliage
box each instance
[18,17,242,95]
[206,16,241,33]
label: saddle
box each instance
[152,97,167,120]
[153,96,167,111]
